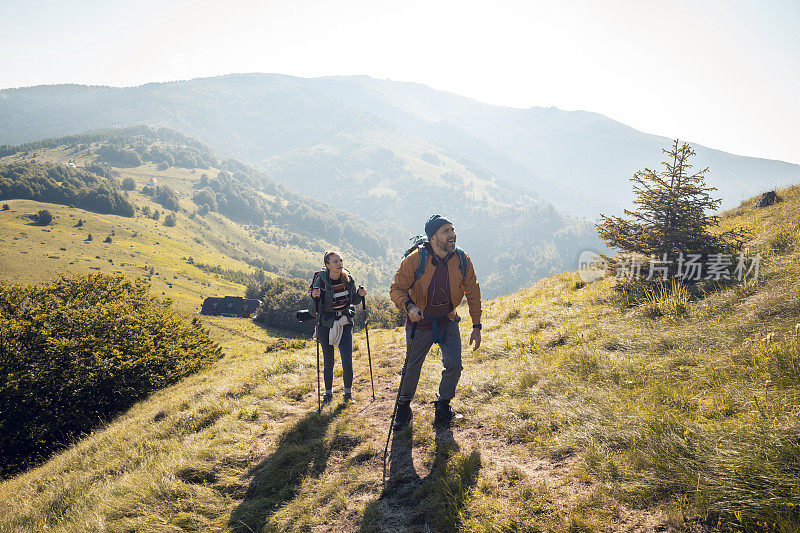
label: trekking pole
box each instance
[382,322,417,485]
[360,288,375,400]
[314,297,321,414]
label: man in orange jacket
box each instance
[389,215,482,429]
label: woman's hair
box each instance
[323,250,350,282]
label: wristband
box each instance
[472,323,482,330]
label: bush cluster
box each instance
[96,145,142,167]
[33,209,53,226]
[121,176,136,190]
[154,185,181,211]
[0,273,222,478]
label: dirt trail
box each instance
[239,335,671,532]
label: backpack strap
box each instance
[311,270,327,292]
[455,247,468,278]
[405,244,428,307]
[413,244,428,281]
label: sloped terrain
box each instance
[0,124,601,297]
[0,128,394,308]
[1,183,797,531]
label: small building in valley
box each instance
[201,296,262,318]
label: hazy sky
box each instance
[2,0,798,164]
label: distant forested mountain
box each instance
[1,75,796,221]
[0,80,616,294]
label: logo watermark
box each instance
[576,251,761,282]
[577,250,608,283]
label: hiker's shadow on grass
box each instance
[413,428,482,531]
[362,426,482,532]
[228,405,344,533]
[387,425,421,490]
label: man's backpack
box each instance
[403,235,468,284]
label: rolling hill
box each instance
[1,124,601,297]
[0,127,396,307]
[0,128,400,324]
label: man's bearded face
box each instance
[433,223,456,254]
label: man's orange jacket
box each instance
[390,247,481,325]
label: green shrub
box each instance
[121,176,136,191]
[0,273,222,478]
[34,209,53,226]
[155,185,181,211]
[96,144,142,167]
[246,276,404,334]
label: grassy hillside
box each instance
[1,181,797,531]
[0,130,394,312]
[0,126,603,298]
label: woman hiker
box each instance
[311,250,366,404]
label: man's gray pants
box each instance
[400,317,462,403]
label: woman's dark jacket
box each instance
[310,270,361,328]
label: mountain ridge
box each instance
[3,74,795,294]
[1,73,795,222]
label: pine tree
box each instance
[596,139,748,279]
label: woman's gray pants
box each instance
[399,317,462,403]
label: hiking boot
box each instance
[322,392,333,406]
[433,399,456,428]
[393,401,412,429]
[343,391,355,404]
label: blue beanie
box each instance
[425,214,452,239]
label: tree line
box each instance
[192,167,387,259]
[0,161,135,217]
[0,125,214,161]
